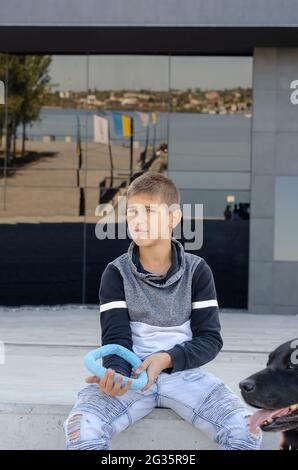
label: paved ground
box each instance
[0,139,159,222]
[0,306,297,449]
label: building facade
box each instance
[0,0,298,314]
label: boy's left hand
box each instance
[133,352,172,392]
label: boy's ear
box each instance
[170,208,182,230]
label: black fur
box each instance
[239,339,298,450]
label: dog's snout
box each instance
[239,379,255,393]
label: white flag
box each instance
[94,115,109,144]
[137,112,149,127]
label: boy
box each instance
[63,171,262,450]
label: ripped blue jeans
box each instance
[63,366,263,450]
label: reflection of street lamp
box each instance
[67,77,72,94]
[0,80,4,105]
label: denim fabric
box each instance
[63,367,263,450]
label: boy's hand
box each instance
[133,352,172,392]
[85,369,133,397]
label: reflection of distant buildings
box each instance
[79,94,106,107]
[45,87,252,114]
[224,203,250,221]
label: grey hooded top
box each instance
[99,236,223,376]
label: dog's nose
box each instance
[239,379,255,393]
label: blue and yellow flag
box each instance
[113,112,131,137]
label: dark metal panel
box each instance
[0,26,298,55]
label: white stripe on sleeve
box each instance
[192,299,218,309]
[100,300,127,312]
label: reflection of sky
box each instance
[274,177,298,261]
[50,55,252,91]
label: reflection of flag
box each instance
[76,115,82,168]
[112,112,131,137]
[137,112,149,127]
[122,114,131,137]
[113,112,122,136]
[151,111,156,125]
[93,115,109,144]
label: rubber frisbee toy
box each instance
[84,344,148,391]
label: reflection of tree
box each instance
[0,54,52,165]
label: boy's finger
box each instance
[135,360,149,374]
[85,375,99,383]
[105,369,115,391]
[118,379,133,396]
[141,378,153,391]
[141,370,156,391]
[141,379,153,392]
[100,369,112,388]
[111,374,124,393]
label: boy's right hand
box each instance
[85,368,133,396]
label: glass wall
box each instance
[168,56,252,308]
[274,176,298,262]
[0,53,252,307]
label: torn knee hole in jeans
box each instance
[67,413,83,441]
[245,415,262,437]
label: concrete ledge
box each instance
[0,308,292,450]
[0,403,278,450]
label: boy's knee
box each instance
[218,413,263,450]
[63,411,111,450]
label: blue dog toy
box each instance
[84,344,148,391]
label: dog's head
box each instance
[239,339,298,433]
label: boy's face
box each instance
[126,192,181,247]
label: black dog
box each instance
[239,339,298,450]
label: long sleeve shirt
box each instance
[99,236,223,377]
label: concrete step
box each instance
[0,403,278,450]
[0,306,293,450]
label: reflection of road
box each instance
[0,139,149,221]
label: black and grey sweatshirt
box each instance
[99,236,223,377]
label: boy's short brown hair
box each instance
[126,171,181,208]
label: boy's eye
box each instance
[127,207,157,215]
[127,209,136,215]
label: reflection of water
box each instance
[18,109,251,168]
[17,108,168,144]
